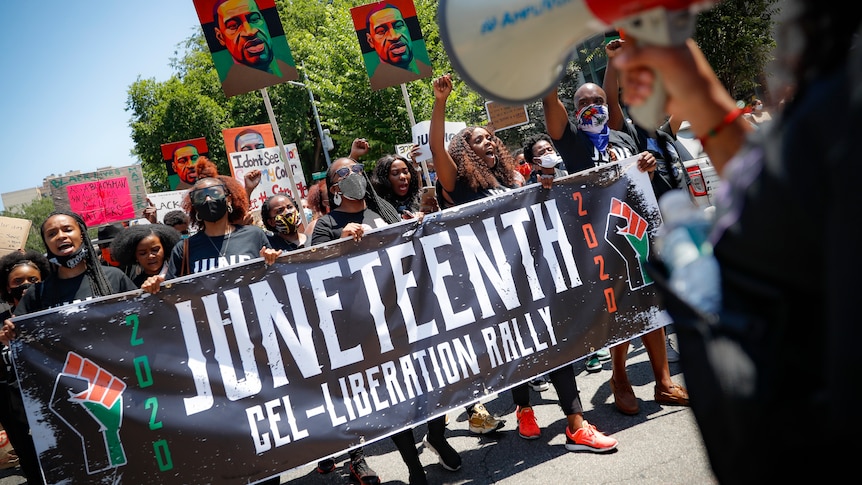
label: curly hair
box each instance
[0,250,51,305]
[447,126,518,192]
[522,132,555,161]
[182,156,250,230]
[306,179,328,217]
[40,210,114,297]
[162,209,189,227]
[108,224,182,268]
[260,192,300,232]
[326,158,401,224]
[371,154,421,213]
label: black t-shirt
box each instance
[553,121,639,173]
[266,232,306,252]
[166,224,272,278]
[311,209,387,245]
[14,265,137,315]
[435,177,512,211]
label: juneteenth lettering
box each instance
[175,199,581,447]
[124,314,174,472]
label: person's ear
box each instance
[214,27,226,47]
[366,32,374,49]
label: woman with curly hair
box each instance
[109,224,182,287]
[430,74,520,210]
[141,157,280,291]
[429,74,618,453]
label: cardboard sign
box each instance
[485,101,529,131]
[47,165,148,228]
[0,216,32,256]
[227,144,307,214]
[411,120,467,163]
[144,190,190,225]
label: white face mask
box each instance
[576,104,609,133]
[538,152,563,168]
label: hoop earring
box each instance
[333,192,342,207]
[195,213,202,222]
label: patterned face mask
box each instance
[274,210,300,235]
[576,104,610,134]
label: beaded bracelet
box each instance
[697,107,750,146]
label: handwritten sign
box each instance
[485,101,529,131]
[227,143,307,213]
[144,190,189,224]
[411,120,467,163]
[0,216,32,256]
[47,165,148,228]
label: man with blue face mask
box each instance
[542,83,657,174]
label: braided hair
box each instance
[40,210,113,297]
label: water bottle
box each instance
[656,190,722,314]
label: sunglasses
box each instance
[334,164,365,178]
[190,185,227,205]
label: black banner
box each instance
[12,162,668,484]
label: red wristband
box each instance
[697,107,750,146]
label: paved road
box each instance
[0,331,718,484]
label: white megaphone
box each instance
[438,0,716,129]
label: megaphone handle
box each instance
[616,7,697,130]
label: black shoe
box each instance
[422,434,462,471]
[316,457,335,474]
[349,457,380,485]
[408,464,429,485]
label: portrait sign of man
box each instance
[193,0,299,97]
[222,123,276,156]
[160,137,210,191]
[351,0,433,91]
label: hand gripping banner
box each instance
[11,160,668,484]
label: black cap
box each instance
[94,223,125,246]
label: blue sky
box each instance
[0,1,203,211]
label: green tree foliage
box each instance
[126,0,779,194]
[695,0,779,102]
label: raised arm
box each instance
[542,87,570,141]
[603,38,626,132]
[429,74,458,193]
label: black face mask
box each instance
[195,199,229,222]
[49,246,88,268]
[10,283,33,302]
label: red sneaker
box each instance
[516,406,541,440]
[565,421,618,452]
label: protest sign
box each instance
[46,165,148,228]
[0,216,31,256]
[227,143,307,213]
[411,120,466,163]
[13,162,666,484]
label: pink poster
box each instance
[66,177,136,227]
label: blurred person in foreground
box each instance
[612,1,860,481]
